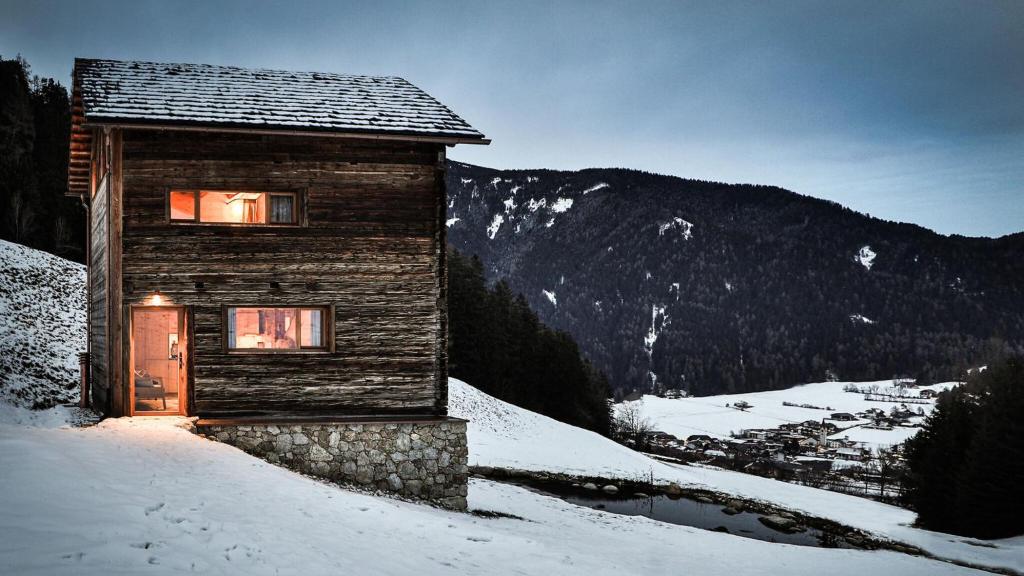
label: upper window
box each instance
[226,306,329,351]
[169,190,298,225]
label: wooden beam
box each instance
[83,121,491,146]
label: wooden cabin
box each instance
[68,58,487,508]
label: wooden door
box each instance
[130,306,188,415]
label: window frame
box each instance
[222,305,334,354]
[166,188,305,227]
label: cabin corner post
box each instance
[435,146,449,416]
[109,128,127,416]
[186,306,196,416]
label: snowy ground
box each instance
[0,411,997,576]
[449,379,1024,574]
[627,380,954,449]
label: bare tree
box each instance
[53,214,74,257]
[614,401,654,450]
[6,187,36,244]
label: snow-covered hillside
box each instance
[449,379,1024,573]
[1,414,991,576]
[0,240,85,409]
[628,380,954,449]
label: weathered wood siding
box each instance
[119,130,447,417]
[88,174,109,410]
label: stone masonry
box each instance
[199,419,469,510]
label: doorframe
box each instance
[128,305,191,416]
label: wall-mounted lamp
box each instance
[151,289,164,306]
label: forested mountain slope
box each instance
[445,161,1024,396]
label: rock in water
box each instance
[602,484,619,495]
[758,515,806,534]
[726,499,745,512]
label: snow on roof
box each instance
[73,58,487,142]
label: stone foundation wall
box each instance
[199,419,469,510]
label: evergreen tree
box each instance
[903,357,1024,538]
[902,385,977,532]
[956,358,1024,538]
[0,55,82,261]
[447,247,612,435]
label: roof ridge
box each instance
[74,57,406,83]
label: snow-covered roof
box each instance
[72,58,487,143]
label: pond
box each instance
[505,479,854,548]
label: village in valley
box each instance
[627,378,955,503]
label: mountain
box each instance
[445,161,1024,397]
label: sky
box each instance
[2,0,1022,237]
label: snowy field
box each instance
[628,380,955,449]
[0,403,1002,576]
[449,379,1024,574]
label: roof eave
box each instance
[81,118,491,146]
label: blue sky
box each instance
[2,0,1021,237]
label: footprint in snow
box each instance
[144,502,165,516]
[466,536,492,543]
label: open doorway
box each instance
[130,306,188,415]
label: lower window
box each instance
[226,307,328,351]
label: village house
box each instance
[68,58,488,509]
[829,412,857,421]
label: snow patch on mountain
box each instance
[644,304,669,356]
[659,217,694,240]
[486,214,504,239]
[446,217,461,228]
[582,182,609,195]
[855,246,876,270]
[542,290,557,306]
[850,314,875,325]
[527,198,546,212]
[550,198,573,213]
